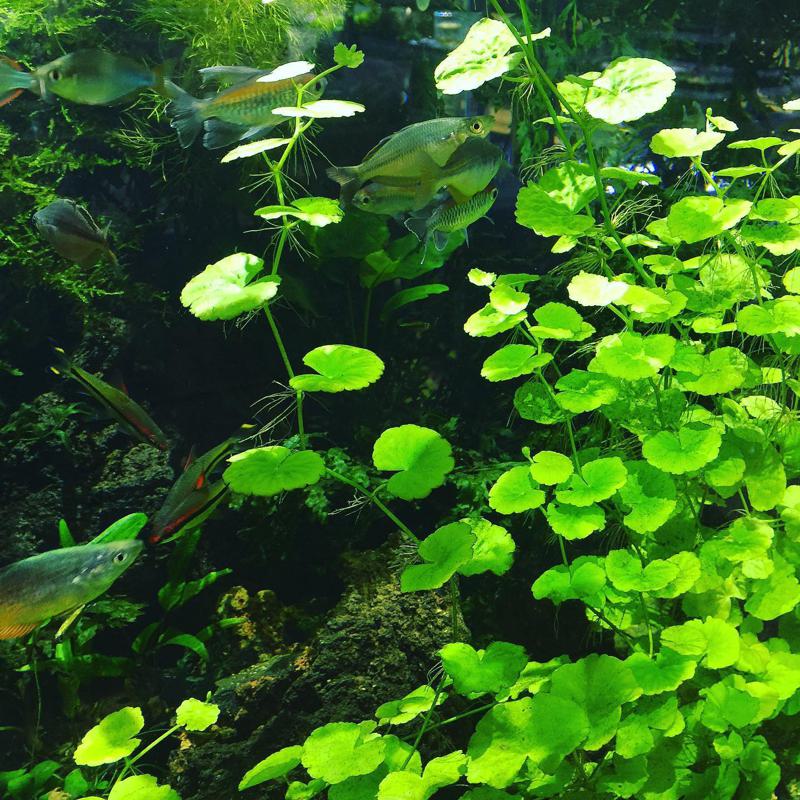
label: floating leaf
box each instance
[401,522,474,591]
[373,425,454,500]
[515,184,594,237]
[649,128,725,157]
[489,466,546,514]
[441,642,528,696]
[529,451,574,485]
[290,345,384,392]
[175,699,219,732]
[481,345,551,382]
[224,447,324,496]
[240,746,303,790]
[545,502,605,540]
[256,196,343,227]
[273,100,366,118]
[554,457,627,507]
[584,58,676,124]
[221,137,290,163]
[181,253,279,321]
[255,61,316,83]
[434,17,527,94]
[74,707,144,767]
[642,424,722,474]
[302,723,385,785]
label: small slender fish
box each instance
[406,187,498,252]
[327,115,494,204]
[352,181,441,216]
[165,63,320,150]
[34,199,117,267]
[149,439,234,543]
[0,50,166,107]
[0,540,142,640]
[52,349,169,450]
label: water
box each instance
[1,1,800,797]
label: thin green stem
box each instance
[401,676,446,769]
[116,724,181,784]
[325,468,420,544]
[414,700,498,736]
[263,304,305,446]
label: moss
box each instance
[0,0,109,52]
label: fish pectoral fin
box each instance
[55,606,85,639]
[0,622,38,640]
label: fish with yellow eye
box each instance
[0,50,167,107]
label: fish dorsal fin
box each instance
[182,446,197,472]
[199,66,268,86]
[0,622,38,640]
[361,133,395,163]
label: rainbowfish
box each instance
[406,187,498,252]
[0,540,142,640]
[52,349,169,450]
[352,182,442,216]
[34,199,117,267]
[0,50,166,107]
[149,439,234,543]
[165,61,321,150]
[327,115,494,204]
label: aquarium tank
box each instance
[3,0,800,798]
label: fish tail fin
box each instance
[151,60,175,98]
[164,80,204,148]
[326,165,361,204]
[203,118,249,150]
[0,55,33,108]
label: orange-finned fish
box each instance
[164,61,321,150]
[0,540,142,640]
[0,50,167,107]
[149,439,234,543]
[34,199,117,267]
[53,348,169,450]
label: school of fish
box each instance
[0,44,503,638]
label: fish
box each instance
[52,348,169,451]
[149,439,234,543]
[352,138,504,215]
[406,187,498,252]
[0,540,142,640]
[327,115,494,204]
[34,199,117,267]
[0,50,167,107]
[164,65,320,150]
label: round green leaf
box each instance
[256,196,344,227]
[481,345,551,382]
[273,99,365,118]
[589,332,675,380]
[434,17,525,94]
[666,196,751,244]
[530,302,594,341]
[221,137,290,163]
[554,457,627,507]
[224,446,325,496]
[240,746,304,790]
[108,775,178,800]
[545,502,605,540]
[441,641,528,696]
[375,686,440,726]
[458,517,515,577]
[585,58,676,124]
[617,461,677,533]
[568,272,629,306]
[554,370,619,413]
[181,253,279,321]
[464,303,528,337]
[529,451,574,485]
[400,522,474,592]
[604,549,679,593]
[489,466,546,514]
[373,425,454,500]
[514,380,566,424]
[74,707,144,767]
[649,128,725,157]
[727,136,784,151]
[175,698,219,732]
[289,345,384,392]
[515,184,594,238]
[302,722,385,784]
[642,424,722,475]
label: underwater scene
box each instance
[3,0,800,797]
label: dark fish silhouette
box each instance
[34,199,117,267]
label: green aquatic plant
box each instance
[0,0,108,52]
[230,7,800,799]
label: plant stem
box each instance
[401,675,446,769]
[325,468,420,544]
[115,724,180,784]
[415,700,498,736]
[263,304,305,446]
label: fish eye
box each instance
[113,552,127,564]
[471,120,484,133]
[359,195,371,205]
[50,69,62,81]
